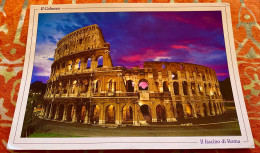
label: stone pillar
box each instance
[173,102,178,118]
[151,103,157,122]
[99,103,105,124]
[206,102,211,116]
[133,103,139,126]
[115,103,121,125]
[191,103,198,118]
[48,103,53,119]
[61,105,67,121]
[165,102,176,122]
[84,108,90,124]
[210,102,216,116]
[182,103,188,118]
[54,106,59,120]
[72,105,77,122]
[199,103,204,117]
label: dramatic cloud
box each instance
[32,11,229,83]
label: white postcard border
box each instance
[8,3,254,150]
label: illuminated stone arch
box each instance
[74,58,81,70]
[122,105,133,124]
[72,80,77,94]
[105,105,116,124]
[91,104,100,124]
[107,79,116,92]
[156,104,167,122]
[67,60,73,71]
[185,102,193,117]
[94,80,101,92]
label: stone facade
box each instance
[42,24,225,126]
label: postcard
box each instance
[7,3,254,150]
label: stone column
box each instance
[172,102,178,118]
[191,103,198,118]
[99,103,105,124]
[210,101,216,116]
[133,102,139,126]
[72,105,77,122]
[165,102,176,122]
[151,102,157,122]
[62,104,67,122]
[84,108,90,124]
[54,106,59,120]
[48,103,53,119]
[115,103,121,125]
[206,102,210,116]
[182,103,188,118]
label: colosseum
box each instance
[41,24,225,126]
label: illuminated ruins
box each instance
[42,24,225,125]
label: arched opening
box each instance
[173,82,179,95]
[191,82,195,94]
[156,105,166,122]
[86,58,91,69]
[204,83,207,95]
[94,80,101,92]
[122,106,133,124]
[72,80,77,94]
[163,81,169,92]
[176,103,184,118]
[91,105,100,124]
[66,105,74,122]
[82,80,89,93]
[126,80,134,92]
[79,105,86,122]
[105,105,115,123]
[67,60,73,71]
[155,82,159,92]
[51,104,57,119]
[185,102,193,117]
[172,72,178,80]
[140,104,151,123]
[182,81,188,95]
[58,104,64,120]
[202,74,206,81]
[107,79,116,92]
[203,103,207,117]
[139,79,149,91]
[97,56,103,68]
[75,59,81,70]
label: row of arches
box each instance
[43,100,224,125]
[51,56,104,76]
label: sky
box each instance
[31,11,230,83]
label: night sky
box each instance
[32,11,230,83]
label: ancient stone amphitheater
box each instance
[42,24,225,126]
